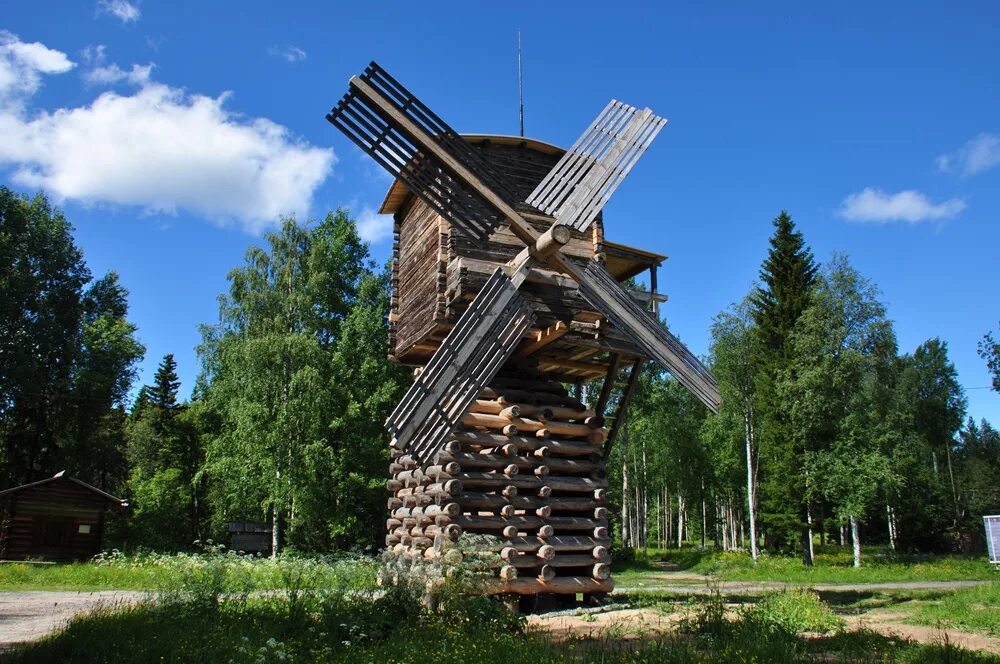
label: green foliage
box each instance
[0,549,378,591]
[128,467,193,550]
[907,581,1000,636]
[751,211,819,553]
[979,324,1000,393]
[198,211,407,553]
[11,566,1000,664]
[743,588,843,633]
[0,187,143,496]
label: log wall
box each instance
[385,371,613,597]
[0,479,114,561]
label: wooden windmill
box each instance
[327,62,720,600]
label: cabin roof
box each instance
[0,471,127,506]
[377,133,666,280]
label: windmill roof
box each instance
[377,134,665,280]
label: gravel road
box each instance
[0,590,147,650]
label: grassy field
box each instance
[4,548,1000,661]
[614,546,999,586]
[906,582,1000,637]
[10,584,1000,663]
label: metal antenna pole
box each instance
[517,30,524,137]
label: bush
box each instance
[744,588,843,634]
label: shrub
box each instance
[744,588,843,634]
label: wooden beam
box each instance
[517,321,569,357]
[350,76,544,249]
[594,353,622,417]
[604,359,643,456]
[536,356,608,375]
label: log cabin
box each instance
[0,471,126,561]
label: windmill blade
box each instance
[385,268,535,465]
[576,260,720,412]
[526,100,666,232]
[326,62,525,243]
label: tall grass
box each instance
[0,546,377,592]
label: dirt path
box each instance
[847,611,1000,655]
[528,607,679,640]
[0,590,147,650]
[531,606,1000,655]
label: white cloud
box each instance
[83,62,153,86]
[0,31,75,104]
[97,0,141,23]
[839,188,966,224]
[355,207,393,244]
[268,45,307,63]
[936,133,1000,177]
[0,33,335,234]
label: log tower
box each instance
[383,135,665,599]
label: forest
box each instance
[2,186,999,565]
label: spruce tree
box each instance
[751,211,818,353]
[150,354,181,413]
[750,211,818,562]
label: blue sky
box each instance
[2,1,998,425]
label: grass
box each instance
[614,545,999,586]
[0,548,378,592]
[11,589,1000,663]
[906,581,1000,637]
[5,546,1000,661]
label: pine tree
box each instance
[150,354,181,413]
[750,211,818,563]
[751,211,818,353]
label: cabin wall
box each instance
[1,481,112,561]
[391,198,448,358]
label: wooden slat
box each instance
[526,100,666,232]
[577,260,720,413]
[385,269,535,465]
[330,65,548,248]
[517,321,569,357]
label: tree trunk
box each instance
[621,453,630,549]
[850,515,861,568]
[271,503,280,558]
[641,438,649,550]
[886,502,897,552]
[677,491,685,548]
[806,502,815,561]
[944,442,961,523]
[666,487,672,546]
[700,479,707,549]
[819,504,826,547]
[744,409,759,561]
